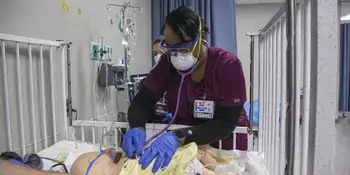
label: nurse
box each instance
[122,6,246,173]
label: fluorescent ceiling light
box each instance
[341,14,350,21]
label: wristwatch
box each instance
[171,129,186,141]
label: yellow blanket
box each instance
[119,142,198,175]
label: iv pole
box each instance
[245,31,260,135]
[106,2,143,82]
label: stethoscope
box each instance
[144,19,203,146]
[144,57,203,146]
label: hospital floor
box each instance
[335,118,350,175]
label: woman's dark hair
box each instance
[165,6,209,41]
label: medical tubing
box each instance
[144,74,185,145]
[144,65,197,145]
[50,163,68,173]
[85,148,106,175]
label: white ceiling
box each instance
[236,0,284,4]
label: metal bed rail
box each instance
[258,6,288,175]
[71,120,252,150]
[0,33,71,156]
[256,0,338,175]
[258,1,309,174]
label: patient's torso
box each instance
[70,152,121,175]
[119,142,198,175]
[71,143,199,175]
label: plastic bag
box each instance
[244,100,259,126]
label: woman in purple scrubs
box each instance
[122,6,246,173]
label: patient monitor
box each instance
[127,74,148,101]
[98,63,125,90]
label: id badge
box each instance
[194,100,215,119]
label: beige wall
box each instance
[236,3,283,100]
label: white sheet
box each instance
[37,140,118,171]
[187,150,268,175]
[38,140,267,175]
[230,150,268,175]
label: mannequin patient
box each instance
[70,143,223,175]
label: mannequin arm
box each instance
[197,149,218,171]
[0,159,72,175]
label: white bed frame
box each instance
[0,0,339,173]
[70,120,252,150]
[254,0,338,175]
[0,33,253,157]
[0,33,71,155]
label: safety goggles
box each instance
[159,33,199,53]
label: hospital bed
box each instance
[0,0,338,173]
[37,124,267,174]
[0,33,266,174]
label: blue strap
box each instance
[8,159,28,167]
[85,148,107,175]
[162,113,172,123]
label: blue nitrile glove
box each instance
[139,132,178,173]
[122,127,146,158]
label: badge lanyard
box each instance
[154,92,169,116]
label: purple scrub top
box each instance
[142,46,247,150]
